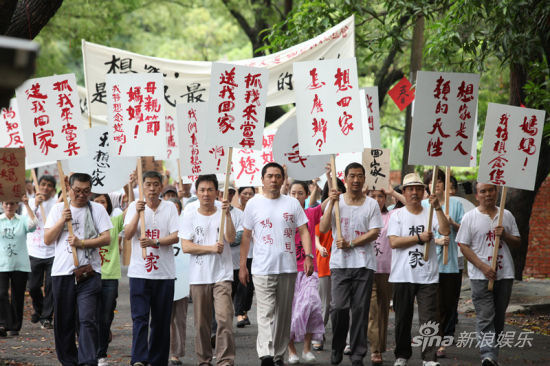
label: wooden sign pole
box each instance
[423,165,438,261]
[122,181,135,266]
[136,157,147,259]
[56,161,79,267]
[218,147,233,243]
[443,166,451,264]
[30,169,46,224]
[488,186,507,291]
[176,158,183,194]
[330,154,343,244]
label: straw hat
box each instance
[401,173,427,189]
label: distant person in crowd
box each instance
[287,180,326,364]
[44,173,112,366]
[124,171,179,366]
[0,195,38,337]
[239,162,313,366]
[457,183,520,366]
[181,175,237,366]
[387,173,450,366]
[92,193,125,366]
[422,169,464,358]
[162,185,179,201]
[320,163,382,366]
[26,175,57,329]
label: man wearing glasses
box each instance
[44,173,113,366]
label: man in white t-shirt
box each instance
[456,183,520,366]
[26,175,57,329]
[239,162,314,366]
[387,173,450,366]
[44,173,112,366]
[319,162,383,366]
[124,171,180,366]
[180,175,237,365]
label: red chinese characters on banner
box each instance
[187,108,203,174]
[366,94,374,131]
[111,85,126,155]
[1,106,24,148]
[25,83,59,156]
[334,67,355,137]
[217,67,237,134]
[236,150,259,183]
[166,116,176,160]
[240,73,262,148]
[284,143,308,168]
[307,68,329,151]
[53,79,81,156]
[426,76,452,157]
[0,148,25,201]
[261,134,274,164]
[488,113,509,184]
[453,80,475,156]
[387,77,415,111]
[517,114,538,170]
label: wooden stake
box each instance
[423,165,438,261]
[57,161,79,267]
[488,186,508,291]
[136,158,147,259]
[122,182,135,266]
[30,169,46,224]
[443,166,451,265]
[176,158,183,193]
[330,155,343,243]
[218,147,233,243]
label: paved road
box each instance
[1,269,549,365]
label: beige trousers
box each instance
[252,273,297,363]
[367,273,392,353]
[190,281,235,366]
[170,297,189,358]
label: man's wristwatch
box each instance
[156,240,160,247]
[305,253,314,259]
[416,233,424,244]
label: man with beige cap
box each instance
[387,172,450,366]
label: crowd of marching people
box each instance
[0,161,520,366]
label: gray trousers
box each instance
[470,279,513,362]
[318,275,331,328]
[330,268,374,362]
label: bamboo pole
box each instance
[218,147,233,243]
[330,155,343,244]
[443,166,451,265]
[30,169,46,224]
[57,161,79,267]
[488,186,508,291]
[423,165,438,261]
[136,158,147,259]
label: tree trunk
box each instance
[505,62,548,280]
[401,14,424,179]
[0,0,18,35]
[3,0,64,39]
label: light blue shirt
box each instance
[0,213,37,272]
[421,196,464,273]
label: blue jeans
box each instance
[97,279,118,358]
[130,278,174,366]
[52,273,101,366]
[470,279,513,362]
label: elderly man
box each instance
[387,173,450,366]
[457,183,520,366]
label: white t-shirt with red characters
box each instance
[242,194,308,276]
[26,195,57,259]
[125,200,180,280]
[456,207,519,281]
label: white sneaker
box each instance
[344,344,352,355]
[288,353,300,364]
[394,358,408,366]
[301,351,316,364]
[422,362,440,366]
[98,358,109,366]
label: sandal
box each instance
[170,357,182,365]
[371,352,383,365]
[436,346,446,358]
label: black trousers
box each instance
[0,271,28,331]
[393,282,438,361]
[438,271,462,337]
[233,257,254,316]
[28,256,54,321]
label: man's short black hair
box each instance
[69,173,92,187]
[344,162,365,177]
[38,175,56,187]
[143,171,163,183]
[261,162,285,179]
[195,174,218,191]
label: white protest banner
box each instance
[105,73,167,158]
[361,87,381,148]
[335,151,362,181]
[470,107,479,167]
[173,248,191,301]
[65,126,137,193]
[0,99,25,148]
[82,16,354,118]
[16,74,87,165]
[294,58,363,156]
[177,102,227,177]
[207,63,268,151]
[0,148,26,201]
[232,132,275,187]
[272,115,330,180]
[408,71,480,167]
[362,148,390,190]
[478,103,545,191]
